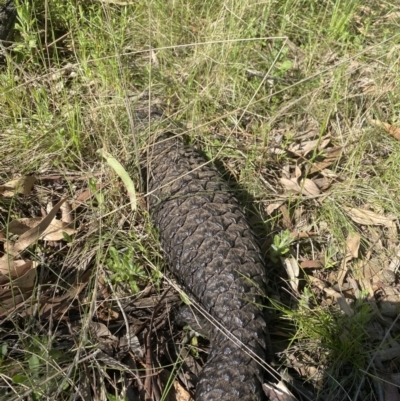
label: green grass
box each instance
[1,0,400,399]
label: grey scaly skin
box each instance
[146,133,268,401]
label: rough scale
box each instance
[146,133,267,401]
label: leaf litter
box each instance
[0,169,187,401]
[261,107,400,400]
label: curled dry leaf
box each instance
[0,292,27,317]
[302,178,321,196]
[0,266,37,317]
[0,176,36,197]
[10,266,37,289]
[60,200,73,224]
[7,217,42,235]
[159,369,194,401]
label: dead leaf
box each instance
[381,379,400,401]
[0,291,27,317]
[280,177,301,193]
[6,216,76,242]
[337,232,361,286]
[324,288,354,317]
[310,147,342,174]
[1,198,67,257]
[262,381,297,401]
[11,266,37,289]
[279,204,293,230]
[159,369,194,401]
[7,217,42,235]
[302,178,321,196]
[0,176,36,197]
[374,345,400,363]
[312,176,332,191]
[300,260,322,269]
[370,119,400,140]
[266,202,284,215]
[0,259,35,283]
[345,207,397,228]
[41,219,76,241]
[281,255,299,293]
[346,232,361,259]
[294,165,302,179]
[61,200,73,224]
[280,177,320,197]
[21,269,92,318]
[289,137,331,157]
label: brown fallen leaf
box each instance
[7,217,42,235]
[6,216,76,241]
[41,219,76,241]
[0,259,35,284]
[324,287,354,317]
[159,369,194,401]
[312,176,331,191]
[302,178,321,196]
[346,232,361,259]
[337,232,361,286]
[344,207,397,228]
[288,137,331,157]
[0,176,36,197]
[262,381,297,401]
[266,202,284,215]
[280,177,321,197]
[21,269,92,318]
[0,291,28,317]
[60,200,73,224]
[369,119,400,141]
[11,266,37,289]
[310,147,342,174]
[1,198,67,258]
[0,264,37,317]
[279,204,293,230]
[280,177,302,193]
[281,255,300,293]
[300,260,322,269]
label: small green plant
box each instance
[106,246,148,293]
[269,230,294,263]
